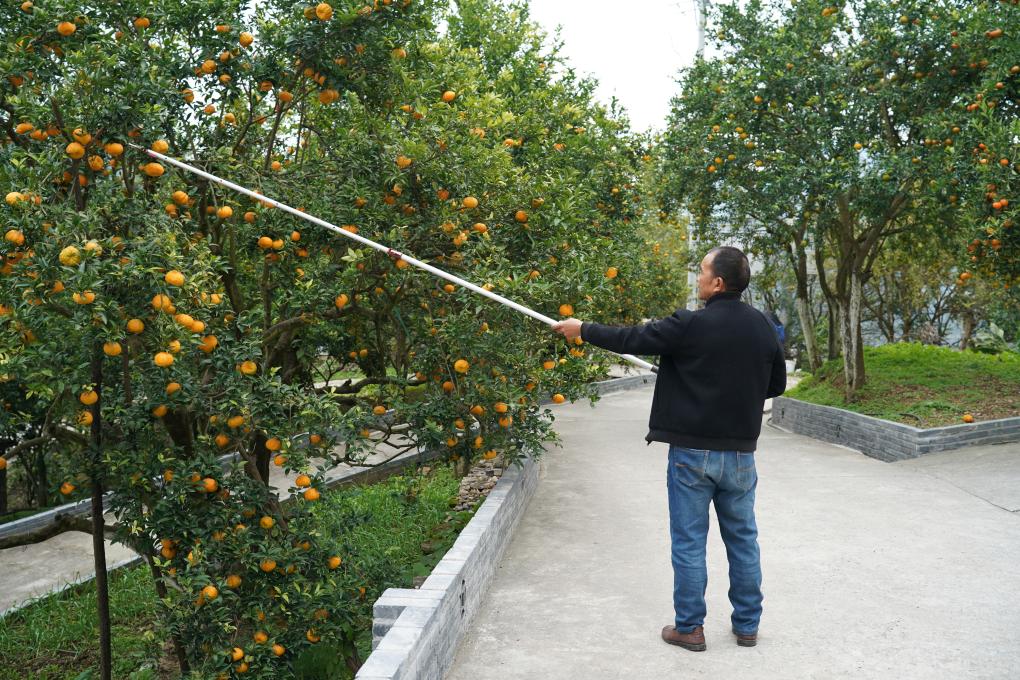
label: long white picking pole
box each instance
[131,145,658,374]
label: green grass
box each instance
[0,461,471,679]
[786,343,1020,428]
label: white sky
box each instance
[526,0,703,134]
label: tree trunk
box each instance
[960,309,976,350]
[89,344,113,680]
[34,450,48,508]
[794,290,821,371]
[827,300,839,361]
[837,271,867,400]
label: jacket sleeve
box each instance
[580,310,693,356]
[766,342,787,398]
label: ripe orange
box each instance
[442,380,455,392]
[79,390,98,405]
[558,303,574,317]
[60,481,76,495]
[77,411,93,427]
[303,488,320,501]
[605,267,618,279]
[142,162,165,177]
[102,341,122,357]
[494,402,508,414]
[372,405,387,415]
[152,405,168,418]
[265,437,282,451]
[57,21,76,36]
[499,416,513,428]
[470,405,485,416]
[152,293,173,312]
[154,352,174,367]
[253,631,268,644]
[259,559,276,573]
[295,474,311,488]
[335,293,349,309]
[166,382,181,395]
[239,32,253,47]
[315,2,333,20]
[230,647,244,662]
[542,360,556,370]
[126,318,145,334]
[327,555,342,569]
[134,16,150,29]
[442,90,457,102]
[202,585,218,601]
[239,360,258,375]
[272,644,285,657]
[454,359,470,373]
[227,415,244,428]
[306,629,321,643]
[59,246,81,266]
[202,477,218,493]
[515,210,528,223]
[273,454,286,466]
[199,335,218,353]
[309,433,322,445]
[259,516,275,530]
[483,450,497,460]
[164,270,185,286]
[962,413,975,423]
[552,393,566,404]
[225,574,242,588]
[217,205,233,219]
[462,196,478,209]
[72,291,96,305]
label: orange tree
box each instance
[661,0,1019,398]
[0,0,668,677]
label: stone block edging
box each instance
[771,396,1020,462]
[356,370,656,680]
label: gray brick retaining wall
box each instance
[771,396,1020,462]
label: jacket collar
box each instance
[704,290,742,307]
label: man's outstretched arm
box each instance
[551,310,693,356]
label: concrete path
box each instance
[446,385,1020,680]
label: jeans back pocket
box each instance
[671,447,709,488]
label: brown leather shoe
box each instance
[661,625,706,651]
[732,627,757,647]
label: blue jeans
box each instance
[667,445,763,635]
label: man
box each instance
[551,246,786,652]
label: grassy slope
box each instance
[0,463,467,680]
[785,343,1020,428]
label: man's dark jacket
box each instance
[580,290,786,452]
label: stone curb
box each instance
[356,371,656,680]
[771,396,1020,462]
